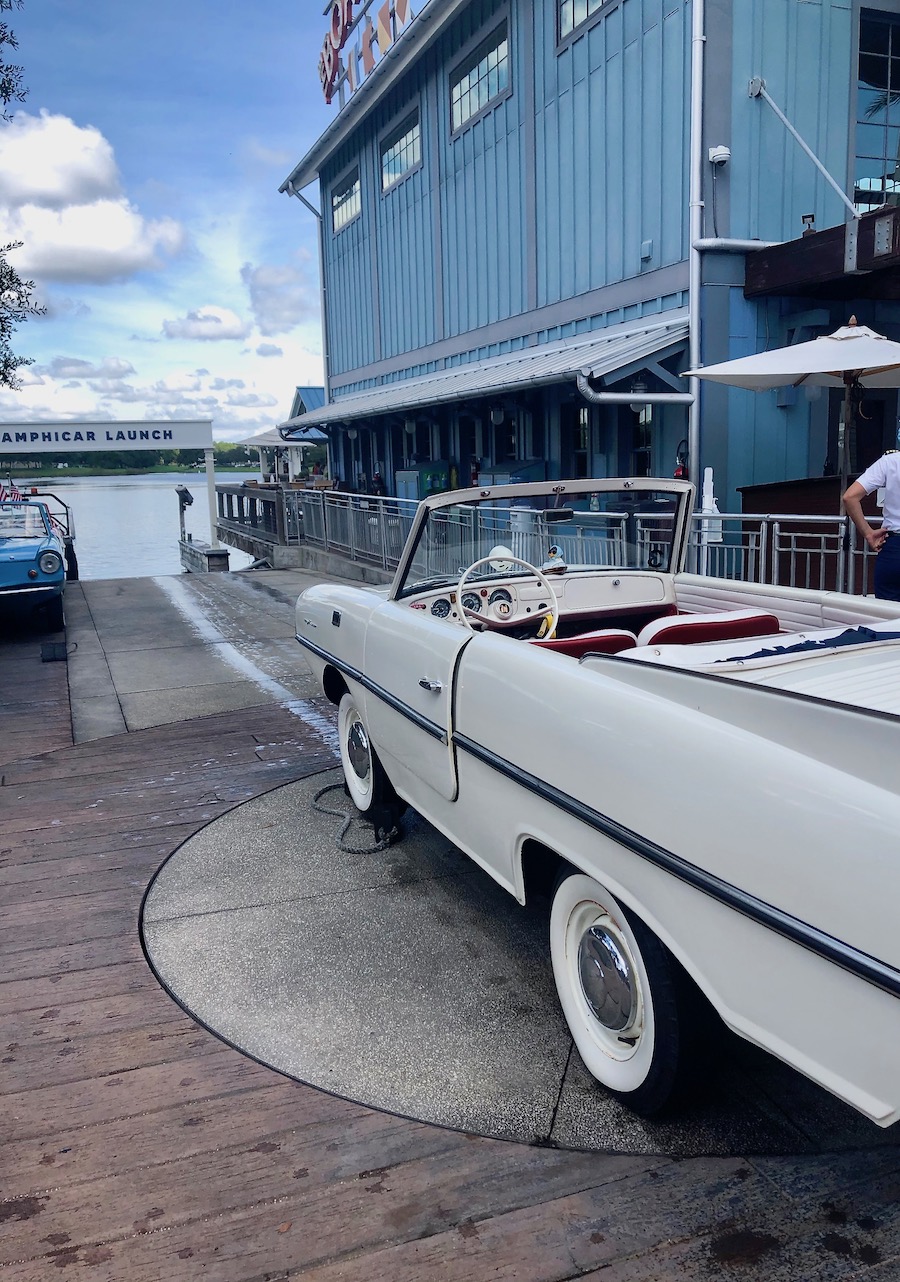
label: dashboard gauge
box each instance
[488,587,513,607]
[430,598,451,618]
[461,592,482,614]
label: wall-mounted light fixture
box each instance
[490,406,505,426]
[346,427,358,440]
[404,417,416,435]
[628,380,648,414]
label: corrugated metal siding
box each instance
[437,1,528,338]
[730,0,854,241]
[324,135,379,375]
[320,0,694,379]
[537,0,691,305]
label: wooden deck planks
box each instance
[4,672,900,1280]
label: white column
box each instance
[204,447,220,549]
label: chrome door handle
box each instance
[418,678,443,692]
[303,619,317,627]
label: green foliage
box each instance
[0,1,42,389]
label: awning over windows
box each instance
[279,313,689,431]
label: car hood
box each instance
[0,539,54,561]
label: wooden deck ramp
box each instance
[3,694,900,1278]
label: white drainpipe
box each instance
[688,0,705,500]
[575,377,693,406]
[693,238,780,253]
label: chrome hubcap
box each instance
[346,719,371,781]
[578,923,635,1031]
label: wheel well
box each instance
[322,665,348,705]
[520,839,570,904]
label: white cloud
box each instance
[0,111,119,209]
[0,112,186,284]
[42,355,136,381]
[240,261,319,336]
[5,201,184,283]
[162,306,251,342]
[256,342,283,357]
[225,390,278,408]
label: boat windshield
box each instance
[0,502,50,539]
[399,486,683,597]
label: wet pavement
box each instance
[55,566,900,1160]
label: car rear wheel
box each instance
[337,692,406,841]
[550,872,694,1116]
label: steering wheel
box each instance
[457,554,560,636]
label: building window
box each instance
[332,169,361,232]
[381,111,421,192]
[856,10,900,211]
[559,0,608,41]
[450,22,509,133]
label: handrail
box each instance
[214,485,880,596]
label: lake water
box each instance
[22,472,258,579]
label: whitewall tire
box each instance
[550,872,690,1116]
[337,692,406,840]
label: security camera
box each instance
[709,145,731,166]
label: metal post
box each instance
[204,448,220,550]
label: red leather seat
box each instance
[635,609,780,648]
[531,628,638,658]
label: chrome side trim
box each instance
[296,633,447,744]
[454,733,900,1001]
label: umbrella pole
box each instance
[839,375,853,515]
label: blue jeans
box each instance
[875,534,900,601]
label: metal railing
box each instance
[216,486,882,595]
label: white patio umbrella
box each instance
[685,317,900,504]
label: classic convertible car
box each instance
[295,477,900,1126]
[0,493,72,631]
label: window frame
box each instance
[330,164,362,235]
[556,0,618,50]
[854,4,900,214]
[448,14,512,139]
[379,103,424,195]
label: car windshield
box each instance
[399,485,685,596]
[0,502,50,539]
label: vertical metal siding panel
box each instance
[605,47,625,284]
[622,35,642,277]
[558,78,578,300]
[659,2,689,264]
[640,12,663,270]
[732,0,855,244]
[325,157,376,376]
[382,171,436,358]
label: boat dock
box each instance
[3,568,900,1280]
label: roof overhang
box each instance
[744,207,900,301]
[281,0,470,195]
[278,314,690,430]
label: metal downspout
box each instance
[688,0,705,501]
[287,183,332,406]
[692,238,780,253]
[575,376,694,406]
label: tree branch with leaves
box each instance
[0,0,43,389]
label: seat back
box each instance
[531,628,638,658]
[635,608,780,648]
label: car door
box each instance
[363,601,471,802]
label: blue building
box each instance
[281,0,900,510]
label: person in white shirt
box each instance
[843,450,900,600]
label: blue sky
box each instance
[0,0,335,440]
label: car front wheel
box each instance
[550,872,694,1116]
[337,692,406,840]
[44,593,65,633]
